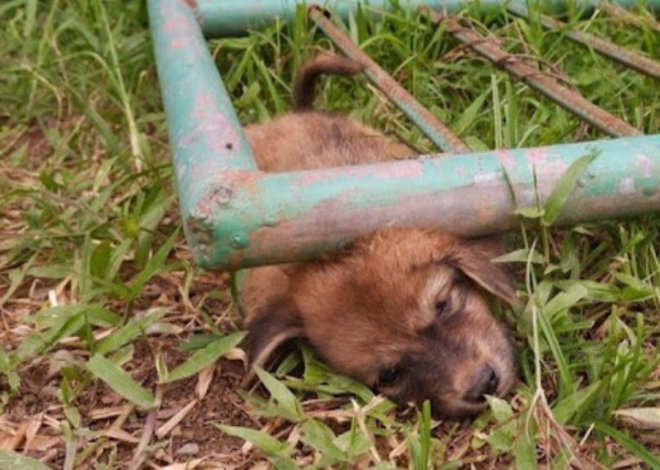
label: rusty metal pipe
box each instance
[309,6,471,154]
[193,0,494,38]
[428,10,642,138]
[192,0,660,38]
[148,0,258,255]
[197,135,660,270]
[150,0,660,272]
[599,1,660,34]
[507,2,660,81]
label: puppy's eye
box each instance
[378,367,400,386]
[435,300,449,316]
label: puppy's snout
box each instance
[465,364,499,402]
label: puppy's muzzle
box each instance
[465,364,499,402]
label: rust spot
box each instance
[180,0,204,27]
[294,160,424,186]
[619,178,636,196]
[636,155,652,178]
[210,185,233,204]
[191,170,263,223]
[186,216,214,257]
[526,147,549,165]
[194,184,234,220]
[184,93,243,155]
[494,149,515,167]
[171,38,186,50]
[163,5,205,51]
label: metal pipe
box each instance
[150,0,660,272]
[599,2,660,34]
[192,0,490,38]
[507,2,660,81]
[148,0,258,257]
[195,135,660,270]
[192,0,660,38]
[309,6,471,154]
[428,10,642,138]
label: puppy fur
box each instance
[240,54,518,418]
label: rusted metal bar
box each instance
[185,134,660,270]
[599,2,660,34]
[507,2,660,81]
[192,0,660,38]
[148,0,258,260]
[150,0,660,272]
[193,0,490,38]
[428,10,642,138]
[309,6,470,154]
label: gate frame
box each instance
[148,0,660,270]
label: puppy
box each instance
[240,54,518,418]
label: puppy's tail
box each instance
[293,54,364,111]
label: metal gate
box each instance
[147,0,660,271]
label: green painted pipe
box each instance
[192,0,660,38]
[148,0,258,255]
[199,137,660,270]
[149,0,660,271]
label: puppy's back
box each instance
[244,54,412,172]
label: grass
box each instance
[1,0,660,468]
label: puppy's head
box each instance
[243,228,518,419]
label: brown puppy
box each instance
[240,54,518,418]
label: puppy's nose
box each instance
[465,364,499,402]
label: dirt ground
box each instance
[0,264,266,469]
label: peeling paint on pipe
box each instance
[196,135,660,270]
[149,0,660,272]
[192,0,660,38]
[148,0,258,256]
[193,0,485,38]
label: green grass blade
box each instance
[300,419,345,463]
[216,424,295,462]
[542,151,599,226]
[552,380,602,425]
[0,254,36,308]
[538,308,575,397]
[13,310,87,362]
[408,401,433,470]
[96,308,170,355]
[129,228,179,298]
[255,366,304,422]
[543,284,588,322]
[163,331,246,383]
[87,354,157,409]
[491,74,503,149]
[594,422,660,470]
[515,420,538,470]
[0,450,55,470]
[419,400,432,470]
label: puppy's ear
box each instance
[241,299,305,385]
[452,238,519,308]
